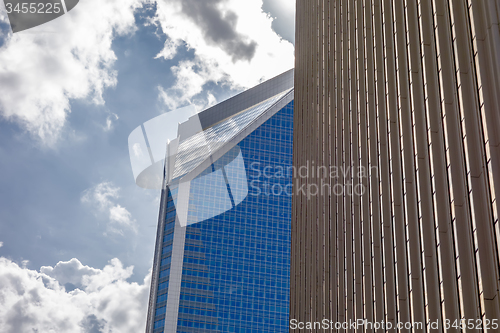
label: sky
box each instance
[0,1,295,332]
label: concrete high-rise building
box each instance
[292,0,500,331]
[144,70,294,333]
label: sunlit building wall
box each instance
[292,0,500,330]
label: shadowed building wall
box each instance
[291,0,500,331]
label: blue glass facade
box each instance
[176,101,293,332]
[151,101,293,332]
[141,61,294,333]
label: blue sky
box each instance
[0,1,294,332]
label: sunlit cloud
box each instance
[153,0,294,111]
[0,0,145,145]
[81,182,137,235]
[0,257,149,333]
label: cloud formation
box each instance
[40,258,100,290]
[0,0,295,143]
[0,257,149,333]
[154,0,294,110]
[180,0,257,62]
[0,0,145,145]
[81,182,136,235]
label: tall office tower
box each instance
[145,70,294,333]
[292,0,500,331]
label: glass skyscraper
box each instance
[145,70,294,333]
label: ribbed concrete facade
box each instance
[291,0,500,331]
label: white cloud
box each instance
[82,182,119,209]
[154,0,294,110]
[40,258,99,288]
[0,241,3,248]
[81,182,136,235]
[0,0,294,142]
[104,113,119,132]
[0,0,145,145]
[109,205,135,228]
[0,257,149,333]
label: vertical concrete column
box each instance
[382,0,412,329]
[406,0,442,330]
[450,0,500,324]
[435,0,481,326]
[335,1,345,329]
[393,0,426,328]
[350,0,364,326]
[358,0,374,330]
[364,0,386,330]
[469,0,500,276]
[372,0,397,328]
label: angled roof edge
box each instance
[175,89,294,185]
[197,69,294,130]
